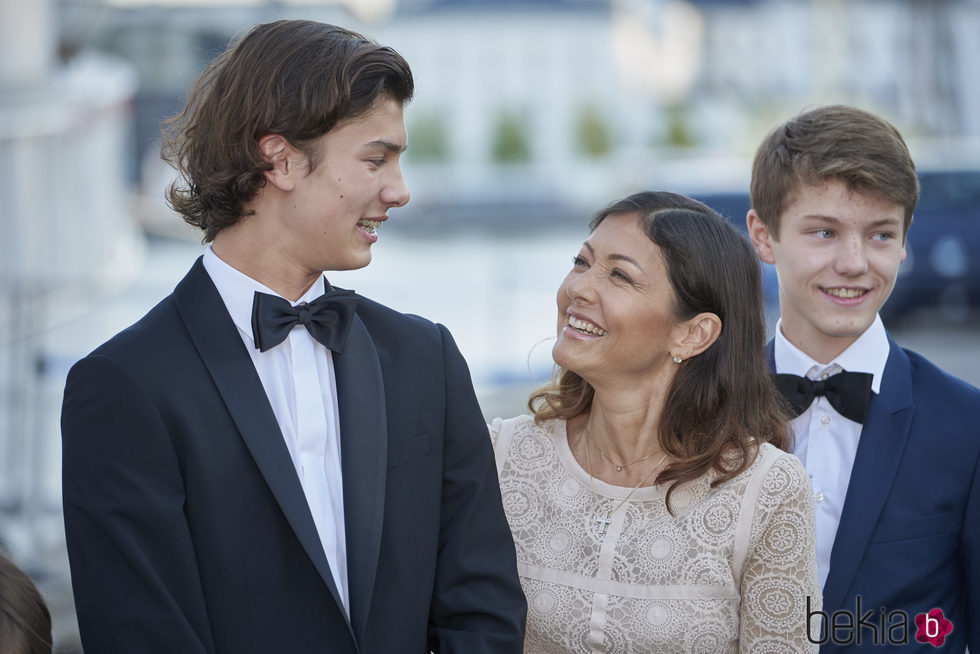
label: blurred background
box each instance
[1,0,978,649]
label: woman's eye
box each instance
[611,270,632,283]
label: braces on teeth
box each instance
[359,220,381,235]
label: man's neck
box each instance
[211,228,319,302]
[776,317,870,365]
[782,333,856,366]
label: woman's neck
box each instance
[584,386,666,461]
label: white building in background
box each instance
[373,0,702,204]
[696,0,980,168]
[1,0,138,649]
[72,0,980,232]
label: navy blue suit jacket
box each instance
[61,258,527,653]
[771,334,980,652]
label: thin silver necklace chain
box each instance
[582,426,669,538]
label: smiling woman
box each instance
[490,190,821,654]
[552,213,686,395]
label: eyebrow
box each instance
[362,139,407,154]
[583,242,645,272]
[801,214,903,229]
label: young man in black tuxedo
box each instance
[61,20,526,654]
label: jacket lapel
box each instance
[821,336,915,613]
[333,312,387,645]
[172,259,350,621]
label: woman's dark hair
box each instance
[161,20,414,242]
[0,552,52,654]
[530,191,790,510]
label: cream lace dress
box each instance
[490,415,820,654]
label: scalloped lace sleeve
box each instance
[738,452,821,653]
[489,415,527,478]
[489,418,501,445]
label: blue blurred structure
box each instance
[888,169,980,323]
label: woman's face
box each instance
[553,212,685,390]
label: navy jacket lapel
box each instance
[172,258,350,620]
[821,336,915,613]
[333,312,387,645]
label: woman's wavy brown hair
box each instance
[161,20,414,243]
[0,552,52,654]
[530,191,791,511]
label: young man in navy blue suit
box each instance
[747,105,979,652]
[60,20,526,653]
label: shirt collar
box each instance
[202,246,326,346]
[774,314,889,394]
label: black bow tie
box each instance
[251,287,359,354]
[773,371,874,424]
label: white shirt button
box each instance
[819,372,830,381]
[814,492,825,503]
[821,415,831,426]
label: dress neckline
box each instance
[552,419,669,502]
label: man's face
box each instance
[280,97,410,274]
[748,179,907,362]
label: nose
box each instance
[563,267,596,303]
[382,164,411,208]
[834,234,869,276]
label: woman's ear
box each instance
[258,134,297,192]
[673,312,722,360]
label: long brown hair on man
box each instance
[161,20,414,242]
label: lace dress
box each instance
[490,416,820,654]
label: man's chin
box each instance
[819,315,877,341]
[326,254,372,273]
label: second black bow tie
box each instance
[251,288,359,354]
[773,371,874,424]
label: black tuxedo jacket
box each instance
[61,258,527,653]
[770,335,980,652]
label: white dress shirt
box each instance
[203,246,349,614]
[774,315,889,590]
